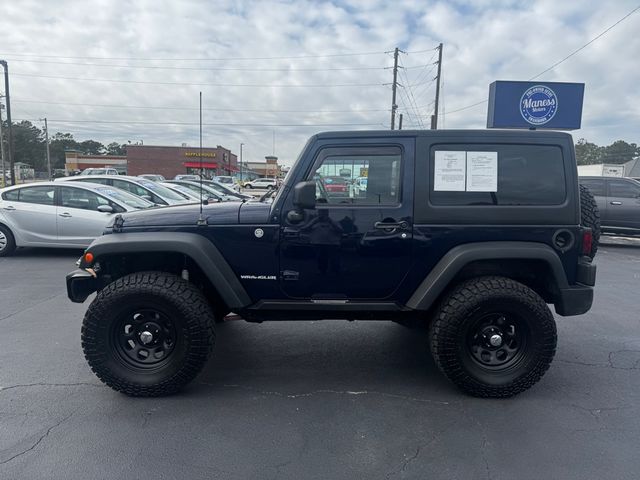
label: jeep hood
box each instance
[113,201,271,229]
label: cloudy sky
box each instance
[1,0,638,165]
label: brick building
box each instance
[64,150,127,173]
[126,145,238,179]
[65,144,238,178]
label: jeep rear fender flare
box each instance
[85,232,251,309]
[406,242,569,311]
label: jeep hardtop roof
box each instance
[313,129,574,141]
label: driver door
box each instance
[279,140,414,301]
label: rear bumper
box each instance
[554,259,596,316]
[66,269,100,303]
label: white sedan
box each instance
[0,181,153,256]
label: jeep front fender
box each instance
[73,232,251,309]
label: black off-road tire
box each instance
[0,224,16,257]
[430,276,557,398]
[81,271,216,397]
[579,183,600,258]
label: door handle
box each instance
[3,206,16,211]
[610,201,622,205]
[59,212,72,218]
[374,221,409,230]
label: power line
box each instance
[13,99,391,113]
[529,5,640,80]
[443,5,640,117]
[15,118,386,127]
[0,50,390,62]
[4,58,392,72]
[11,72,385,88]
[398,56,425,128]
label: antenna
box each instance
[197,91,206,226]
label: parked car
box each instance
[0,181,153,256]
[243,178,277,189]
[321,175,349,196]
[80,168,119,176]
[66,129,596,398]
[174,174,200,181]
[138,174,165,182]
[160,182,206,202]
[580,176,640,234]
[213,176,239,191]
[352,176,368,194]
[202,180,253,201]
[57,175,192,206]
[166,180,241,202]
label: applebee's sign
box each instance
[520,85,558,125]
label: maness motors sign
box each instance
[487,80,585,130]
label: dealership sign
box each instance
[487,81,584,130]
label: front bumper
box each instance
[66,269,100,303]
[554,258,596,316]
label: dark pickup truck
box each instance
[67,129,597,398]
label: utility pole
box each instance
[398,113,403,130]
[0,60,15,185]
[0,101,5,187]
[431,43,443,130]
[40,117,52,179]
[239,142,244,183]
[390,47,400,130]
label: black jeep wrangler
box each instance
[67,130,598,398]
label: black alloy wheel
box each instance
[82,271,216,396]
[430,276,557,398]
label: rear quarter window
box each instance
[430,144,566,206]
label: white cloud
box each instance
[0,0,638,166]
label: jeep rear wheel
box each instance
[81,271,215,397]
[579,184,600,258]
[430,276,556,398]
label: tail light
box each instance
[581,229,593,256]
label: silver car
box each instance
[56,175,191,206]
[0,181,153,256]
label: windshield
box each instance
[96,187,154,209]
[137,179,189,201]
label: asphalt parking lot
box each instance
[1,240,639,480]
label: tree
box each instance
[12,121,46,171]
[106,142,126,155]
[49,132,79,169]
[574,138,603,165]
[79,140,105,155]
[600,140,639,164]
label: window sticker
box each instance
[434,151,466,191]
[466,151,498,192]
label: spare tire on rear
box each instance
[579,183,601,259]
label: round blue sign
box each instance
[520,85,558,125]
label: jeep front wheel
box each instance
[430,276,556,398]
[81,271,215,396]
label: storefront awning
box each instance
[183,161,219,168]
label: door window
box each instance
[16,186,55,205]
[60,187,112,211]
[608,179,640,198]
[580,179,605,196]
[307,148,402,205]
[113,179,151,199]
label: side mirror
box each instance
[97,205,114,213]
[293,181,316,210]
